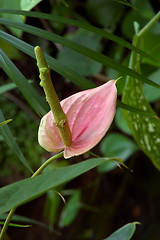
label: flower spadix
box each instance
[38,80,117,158]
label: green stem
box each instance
[0,151,64,240]
[32,151,63,177]
[0,209,16,240]
[34,46,72,147]
[137,11,160,38]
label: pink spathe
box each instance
[38,80,117,158]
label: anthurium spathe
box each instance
[38,80,117,158]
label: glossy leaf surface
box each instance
[0,157,115,215]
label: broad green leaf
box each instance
[0,1,24,37]
[99,133,138,172]
[115,108,132,135]
[59,190,81,227]
[20,0,42,11]
[122,34,160,170]
[0,82,17,94]
[86,0,125,29]
[0,109,33,174]
[57,29,102,76]
[143,68,160,103]
[141,32,160,66]
[121,0,157,40]
[0,30,95,89]
[104,222,138,240]
[0,158,120,215]
[0,49,49,116]
[0,9,155,61]
[0,119,12,127]
[0,19,159,89]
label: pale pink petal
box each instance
[38,112,64,152]
[38,80,117,158]
[63,80,117,158]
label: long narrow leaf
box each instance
[0,9,155,62]
[0,19,159,89]
[0,82,16,94]
[0,119,12,127]
[0,214,50,230]
[0,49,49,116]
[0,158,119,215]
[0,30,95,90]
[117,100,153,116]
[0,110,33,173]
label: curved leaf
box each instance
[0,110,33,173]
[0,30,95,89]
[122,35,160,170]
[0,9,155,62]
[0,49,48,116]
[104,222,139,240]
[0,18,159,89]
[0,157,116,215]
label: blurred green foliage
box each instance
[0,0,160,239]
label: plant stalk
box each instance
[137,11,160,38]
[34,46,72,147]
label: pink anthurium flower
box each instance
[38,80,117,158]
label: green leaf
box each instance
[0,19,159,89]
[99,133,138,172]
[0,119,12,127]
[0,214,49,229]
[0,49,49,116]
[0,109,33,174]
[143,68,160,103]
[0,30,95,89]
[0,9,155,61]
[20,0,42,11]
[0,82,17,94]
[0,158,119,215]
[121,0,157,40]
[57,29,102,76]
[122,34,160,170]
[115,108,132,135]
[117,100,153,116]
[0,38,22,59]
[114,0,135,9]
[0,1,25,37]
[59,190,81,227]
[86,0,125,29]
[104,222,138,240]
[141,32,160,66]
[0,221,30,228]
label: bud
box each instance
[38,80,117,158]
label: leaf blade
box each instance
[0,9,155,62]
[0,109,33,173]
[104,222,138,240]
[0,18,159,89]
[0,30,95,89]
[0,158,119,215]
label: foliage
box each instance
[0,0,160,239]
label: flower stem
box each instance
[137,11,160,38]
[0,208,16,240]
[34,46,72,147]
[0,151,64,240]
[32,151,63,177]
